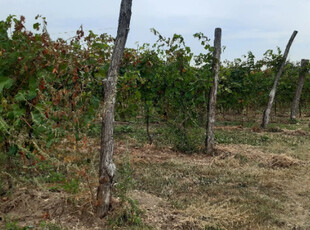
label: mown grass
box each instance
[1,115,310,229]
[132,160,289,228]
[112,116,310,229]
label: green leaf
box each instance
[8,145,18,156]
[29,75,37,90]
[26,90,37,100]
[14,90,37,101]
[0,117,9,133]
[14,91,26,101]
[46,139,54,148]
[11,104,25,117]
[0,77,14,93]
[33,22,40,30]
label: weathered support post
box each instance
[96,0,133,218]
[205,28,222,154]
[290,59,309,122]
[261,30,298,129]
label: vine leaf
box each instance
[0,77,14,93]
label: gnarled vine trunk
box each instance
[96,0,133,218]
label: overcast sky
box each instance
[1,0,309,61]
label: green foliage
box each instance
[4,221,66,230]
[114,28,307,152]
[108,198,143,228]
[108,154,143,227]
[62,178,80,194]
[115,154,135,196]
[115,124,134,134]
[163,123,202,153]
[44,171,66,183]
[215,130,270,146]
[0,15,111,183]
[5,221,27,230]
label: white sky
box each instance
[1,0,309,61]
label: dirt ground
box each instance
[1,117,310,230]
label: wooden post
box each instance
[290,59,309,121]
[205,28,222,154]
[96,0,133,218]
[261,30,298,129]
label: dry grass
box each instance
[1,117,310,229]
[0,188,104,230]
